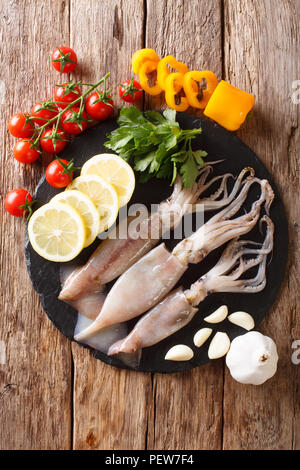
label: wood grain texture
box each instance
[69,0,152,450]
[145,0,224,450]
[145,0,222,112]
[222,0,300,450]
[0,0,299,451]
[0,0,72,449]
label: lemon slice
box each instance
[81,153,135,207]
[51,190,99,247]
[67,174,119,233]
[28,202,86,262]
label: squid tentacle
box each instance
[158,169,234,228]
[173,178,274,265]
[197,166,254,210]
[192,216,274,297]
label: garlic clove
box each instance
[193,328,213,347]
[228,311,255,331]
[165,344,194,361]
[204,305,228,324]
[208,332,231,359]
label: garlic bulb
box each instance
[226,331,278,385]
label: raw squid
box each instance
[59,165,249,302]
[74,314,140,368]
[108,216,274,358]
[74,175,274,342]
[61,265,140,367]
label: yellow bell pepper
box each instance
[165,72,189,112]
[157,56,189,90]
[204,80,255,131]
[183,71,218,109]
[132,48,160,75]
[138,60,163,96]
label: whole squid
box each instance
[108,216,274,359]
[59,164,248,303]
[75,175,274,342]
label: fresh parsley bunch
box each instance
[104,107,207,187]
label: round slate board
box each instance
[25,113,288,373]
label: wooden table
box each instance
[0,0,299,450]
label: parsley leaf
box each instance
[104,106,207,187]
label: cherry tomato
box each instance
[5,189,33,217]
[8,113,35,138]
[40,128,68,154]
[51,46,78,73]
[85,91,114,120]
[31,100,59,126]
[119,79,143,103]
[45,158,74,188]
[61,106,88,135]
[54,82,81,109]
[13,138,40,164]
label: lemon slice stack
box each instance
[28,153,135,262]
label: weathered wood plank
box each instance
[145,0,224,450]
[223,0,300,450]
[1,0,298,451]
[69,0,152,450]
[0,0,72,450]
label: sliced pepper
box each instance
[157,56,189,90]
[204,80,255,131]
[183,71,218,109]
[165,72,189,112]
[139,60,163,96]
[132,48,160,75]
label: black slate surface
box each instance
[25,113,288,373]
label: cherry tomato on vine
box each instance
[31,100,59,126]
[51,46,78,73]
[54,82,81,109]
[61,106,88,135]
[119,79,143,103]
[40,128,68,154]
[46,158,79,188]
[8,113,35,138]
[5,189,34,217]
[85,91,114,121]
[13,138,40,164]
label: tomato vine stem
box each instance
[32,72,110,145]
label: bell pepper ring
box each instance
[204,80,255,131]
[138,60,163,96]
[132,48,160,75]
[157,55,189,90]
[165,72,189,112]
[183,71,218,109]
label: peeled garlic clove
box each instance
[193,328,213,347]
[165,344,194,361]
[228,311,255,331]
[204,305,228,324]
[208,332,231,359]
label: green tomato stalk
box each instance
[30,72,111,146]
